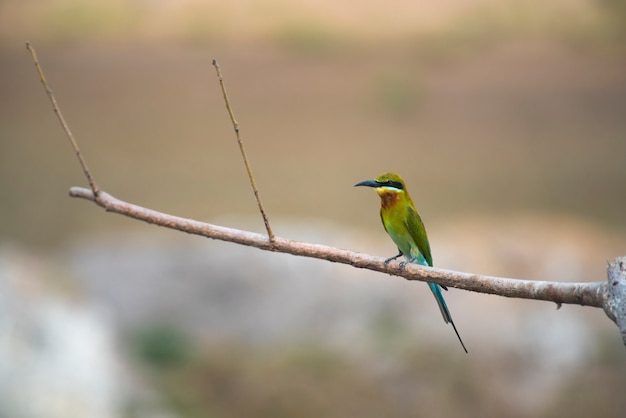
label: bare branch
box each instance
[212,58,274,241]
[26,42,100,196]
[69,186,607,309]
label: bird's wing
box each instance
[405,205,433,267]
[379,208,387,234]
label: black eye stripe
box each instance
[377,180,403,190]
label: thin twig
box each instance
[25,42,100,196]
[69,185,607,309]
[212,58,274,241]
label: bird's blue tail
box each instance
[407,252,468,353]
[428,282,468,353]
[428,282,452,324]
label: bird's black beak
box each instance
[354,179,379,188]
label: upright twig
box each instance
[212,58,274,241]
[25,42,100,196]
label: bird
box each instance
[355,172,468,353]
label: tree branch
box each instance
[70,186,607,309]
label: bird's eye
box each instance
[387,180,393,185]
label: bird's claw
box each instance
[384,253,403,265]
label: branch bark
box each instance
[605,257,626,344]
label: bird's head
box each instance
[355,172,408,207]
[354,172,406,193]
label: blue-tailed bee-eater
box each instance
[355,172,467,353]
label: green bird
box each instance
[355,172,467,353]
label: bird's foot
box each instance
[384,252,403,265]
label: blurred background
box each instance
[1,0,626,417]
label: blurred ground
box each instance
[1,1,626,417]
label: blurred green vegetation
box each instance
[135,334,625,418]
[131,323,193,370]
[0,0,624,49]
[597,0,626,42]
[274,21,341,55]
[43,0,142,43]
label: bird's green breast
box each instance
[380,203,413,256]
[378,189,431,266]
